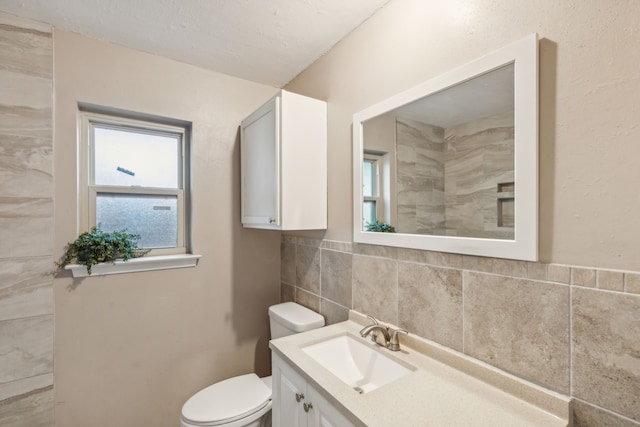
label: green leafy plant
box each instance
[365,221,396,233]
[56,227,149,275]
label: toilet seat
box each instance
[181,374,272,426]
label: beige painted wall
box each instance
[53,30,280,426]
[286,0,640,271]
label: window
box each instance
[362,153,382,227]
[79,109,190,256]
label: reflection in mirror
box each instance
[362,64,515,240]
[353,34,538,261]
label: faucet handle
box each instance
[387,328,408,351]
[366,314,379,325]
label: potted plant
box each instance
[365,221,396,233]
[56,227,149,275]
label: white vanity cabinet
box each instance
[241,90,327,230]
[272,353,355,427]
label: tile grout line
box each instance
[569,274,574,397]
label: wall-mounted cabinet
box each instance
[241,90,327,230]
[272,353,355,427]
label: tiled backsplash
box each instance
[0,12,54,426]
[281,235,640,426]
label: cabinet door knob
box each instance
[295,392,304,402]
[303,402,313,413]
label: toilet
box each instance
[180,302,325,427]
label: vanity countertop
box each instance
[269,311,571,427]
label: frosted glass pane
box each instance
[363,160,374,197]
[96,193,178,248]
[363,201,377,228]
[94,126,180,188]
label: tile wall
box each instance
[0,12,54,426]
[444,112,514,239]
[394,112,515,239]
[281,235,640,426]
[396,118,445,234]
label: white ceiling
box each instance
[0,0,389,87]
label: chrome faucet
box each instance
[359,315,408,351]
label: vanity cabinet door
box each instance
[307,386,355,427]
[240,90,327,231]
[272,353,356,427]
[272,353,308,427]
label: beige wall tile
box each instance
[397,247,462,268]
[281,234,297,244]
[0,12,50,32]
[398,262,463,351]
[527,262,548,281]
[0,106,52,139]
[0,315,53,384]
[572,288,640,421]
[548,264,571,284]
[463,271,570,392]
[320,249,352,308]
[280,282,294,303]
[0,257,53,292]
[493,259,528,278]
[353,243,397,259]
[0,198,52,258]
[0,373,52,402]
[0,283,52,323]
[352,254,398,324]
[0,385,54,427]
[320,299,349,325]
[0,135,52,198]
[0,71,51,110]
[294,288,320,313]
[626,273,640,294]
[280,241,296,285]
[0,257,54,322]
[573,399,640,427]
[572,267,596,287]
[321,240,352,253]
[597,270,624,292]
[296,244,320,294]
[295,236,323,248]
[462,255,494,273]
[0,21,52,79]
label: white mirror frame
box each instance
[353,34,538,261]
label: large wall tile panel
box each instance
[0,12,53,426]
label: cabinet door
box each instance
[273,354,308,427]
[307,386,355,427]
[241,96,280,227]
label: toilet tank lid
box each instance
[268,302,325,332]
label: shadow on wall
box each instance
[538,38,557,262]
[231,128,281,377]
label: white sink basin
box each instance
[301,333,415,394]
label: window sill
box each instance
[64,254,202,278]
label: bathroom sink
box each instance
[301,333,414,394]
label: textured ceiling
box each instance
[0,0,389,86]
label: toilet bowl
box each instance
[180,302,324,427]
[180,374,272,427]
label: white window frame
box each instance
[78,110,189,257]
[363,153,383,227]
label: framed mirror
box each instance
[353,34,538,261]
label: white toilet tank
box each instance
[268,302,325,339]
